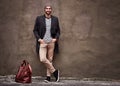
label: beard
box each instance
[45,11,51,15]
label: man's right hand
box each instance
[38,39,45,44]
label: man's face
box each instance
[44,6,52,15]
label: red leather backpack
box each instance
[15,60,32,83]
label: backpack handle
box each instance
[21,60,29,66]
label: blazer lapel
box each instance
[51,15,54,29]
[43,15,46,28]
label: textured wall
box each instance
[0,0,120,79]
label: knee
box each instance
[48,58,53,62]
[48,56,53,62]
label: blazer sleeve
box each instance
[33,16,40,40]
[56,18,60,39]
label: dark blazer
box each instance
[33,15,60,54]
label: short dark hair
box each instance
[44,5,52,9]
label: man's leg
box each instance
[46,42,55,77]
[39,44,55,74]
[47,42,60,82]
[39,43,59,82]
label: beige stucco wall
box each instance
[0,0,120,79]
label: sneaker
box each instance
[44,76,50,83]
[53,70,59,82]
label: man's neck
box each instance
[45,14,51,19]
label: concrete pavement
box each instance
[0,75,120,86]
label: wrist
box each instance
[38,39,42,42]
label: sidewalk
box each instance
[0,75,120,86]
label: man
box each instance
[33,5,60,82]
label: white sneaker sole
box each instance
[44,80,50,83]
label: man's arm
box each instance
[33,16,40,40]
[33,16,45,44]
[56,18,60,39]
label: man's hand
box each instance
[38,39,45,44]
[52,39,57,43]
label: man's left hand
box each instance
[52,39,57,43]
